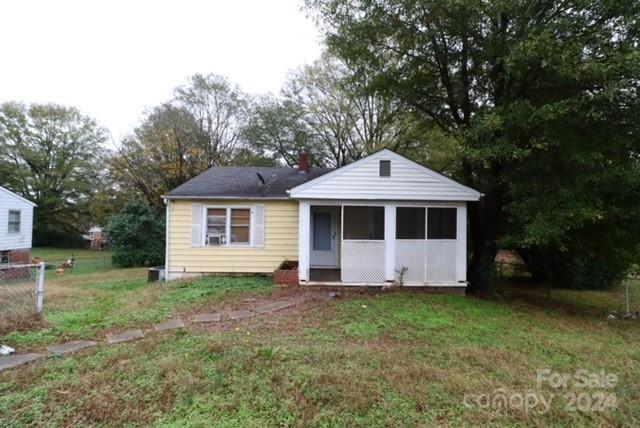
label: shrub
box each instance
[107,200,165,267]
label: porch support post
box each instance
[456,203,467,282]
[299,201,311,282]
[384,204,396,281]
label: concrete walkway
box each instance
[0,293,320,373]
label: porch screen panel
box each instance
[396,207,425,239]
[343,206,384,240]
[342,206,386,282]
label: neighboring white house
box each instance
[0,186,36,264]
[164,149,482,293]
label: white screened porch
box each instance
[297,201,468,287]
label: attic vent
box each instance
[379,160,391,177]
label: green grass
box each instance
[1,256,639,426]
[32,247,114,276]
[1,268,273,348]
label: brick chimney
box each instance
[298,150,310,173]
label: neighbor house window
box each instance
[206,208,251,246]
[0,251,9,264]
[396,207,425,239]
[8,210,20,233]
[427,207,457,239]
[343,206,384,240]
[379,160,391,177]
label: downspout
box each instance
[164,198,170,281]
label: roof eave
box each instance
[162,195,293,201]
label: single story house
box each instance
[163,149,481,292]
[0,186,36,264]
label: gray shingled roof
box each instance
[164,166,333,199]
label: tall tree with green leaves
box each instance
[0,102,108,244]
[307,0,640,289]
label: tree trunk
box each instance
[464,161,503,292]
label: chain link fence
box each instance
[0,263,45,327]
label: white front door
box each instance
[310,208,338,267]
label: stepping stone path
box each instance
[193,313,222,323]
[154,318,185,331]
[1,294,321,372]
[254,298,302,314]
[106,329,144,344]
[47,340,97,356]
[0,353,42,372]
[227,310,254,320]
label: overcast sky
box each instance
[0,0,322,140]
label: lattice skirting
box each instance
[341,241,385,282]
[395,240,457,284]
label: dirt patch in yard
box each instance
[184,289,334,335]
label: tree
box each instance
[112,104,210,209]
[113,74,255,211]
[284,54,420,167]
[307,0,640,290]
[0,102,108,244]
[175,73,249,166]
[243,96,314,167]
[107,199,165,267]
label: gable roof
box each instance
[164,166,333,199]
[289,149,482,201]
[0,186,37,207]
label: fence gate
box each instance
[0,262,45,323]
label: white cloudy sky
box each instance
[0,0,322,140]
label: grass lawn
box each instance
[32,247,114,276]
[0,251,638,426]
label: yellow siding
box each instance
[168,199,298,274]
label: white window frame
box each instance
[8,210,21,234]
[202,205,254,247]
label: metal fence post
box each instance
[625,278,630,315]
[36,261,45,314]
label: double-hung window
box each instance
[8,210,20,234]
[206,208,251,246]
